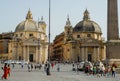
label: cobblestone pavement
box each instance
[0,63,120,81]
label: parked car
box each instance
[79,61,85,71]
[4,60,15,64]
[20,60,28,65]
[78,61,93,71]
[14,60,22,64]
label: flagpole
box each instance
[48,0,51,62]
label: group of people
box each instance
[1,63,11,80]
[72,61,117,78]
[27,63,43,72]
[0,61,118,79]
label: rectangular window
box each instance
[87,34,91,37]
[20,33,23,37]
[77,35,80,38]
[29,34,33,37]
[16,34,18,37]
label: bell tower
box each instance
[107,0,120,66]
[64,15,73,42]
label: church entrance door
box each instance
[29,54,33,62]
[88,54,92,62]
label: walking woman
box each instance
[111,63,117,77]
[7,64,11,77]
[1,63,8,79]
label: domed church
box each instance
[8,10,48,63]
[53,9,106,62]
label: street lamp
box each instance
[48,0,51,62]
[38,38,41,63]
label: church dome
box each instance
[73,10,102,33]
[15,10,38,32]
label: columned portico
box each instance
[80,45,102,62]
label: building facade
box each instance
[53,32,64,61]
[7,10,48,63]
[53,10,106,62]
[0,32,13,60]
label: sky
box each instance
[0,0,120,42]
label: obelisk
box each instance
[107,0,120,66]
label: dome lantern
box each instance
[66,15,71,26]
[26,9,33,20]
[83,9,90,21]
[15,9,38,32]
[38,16,46,25]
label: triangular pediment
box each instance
[23,37,39,43]
[81,38,100,46]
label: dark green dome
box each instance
[73,9,102,33]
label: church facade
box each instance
[53,10,106,62]
[8,10,48,63]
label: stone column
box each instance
[101,47,106,61]
[39,47,41,63]
[85,47,88,61]
[81,47,84,61]
[93,46,96,62]
[97,47,100,61]
[36,46,38,63]
[23,46,26,61]
[27,46,29,62]
[38,46,40,63]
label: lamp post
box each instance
[38,38,40,63]
[48,0,51,62]
[15,38,19,60]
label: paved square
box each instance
[0,63,120,81]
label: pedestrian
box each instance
[12,63,14,68]
[31,64,33,71]
[27,64,31,72]
[72,62,75,71]
[93,65,96,75]
[100,65,105,76]
[106,66,111,77]
[7,64,11,77]
[57,64,60,72]
[111,65,116,77]
[44,63,47,71]
[76,63,79,74]
[51,62,54,69]
[1,63,8,79]
[46,62,51,75]
[96,65,100,77]
[21,63,24,69]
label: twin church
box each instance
[0,10,48,63]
